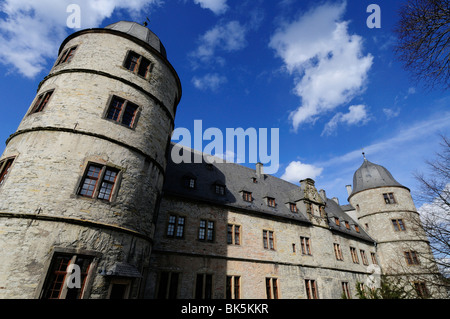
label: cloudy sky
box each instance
[0,0,448,205]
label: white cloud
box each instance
[322,104,370,136]
[190,20,248,67]
[269,1,373,131]
[383,107,401,119]
[0,0,160,78]
[193,0,228,15]
[281,161,323,183]
[192,73,227,91]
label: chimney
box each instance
[319,189,327,201]
[332,197,339,205]
[256,162,263,178]
[346,185,352,196]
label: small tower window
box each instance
[124,51,152,79]
[105,96,139,128]
[383,193,396,204]
[392,219,406,231]
[29,90,54,114]
[0,157,15,186]
[78,163,120,202]
[56,46,78,66]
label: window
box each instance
[124,51,152,79]
[334,217,340,226]
[226,276,240,299]
[199,220,214,242]
[215,184,225,195]
[354,225,360,233]
[56,46,77,66]
[195,274,212,299]
[265,278,278,299]
[227,224,240,245]
[413,282,429,298]
[78,163,120,201]
[344,221,350,230]
[305,279,318,299]
[157,272,179,299]
[263,230,275,250]
[242,191,252,202]
[289,203,298,213]
[371,252,378,265]
[360,250,369,265]
[392,219,406,231]
[383,193,396,204]
[267,197,276,207]
[41,253,93,299]
[0,157,14,186]
[350,247,359,264]
[404,251,420,265]
[105,96,139,128]
[300,236,312,255]
[167,215,185,238]
[334,243,344,261]
[342,282,351,299]
[30,90,54,114]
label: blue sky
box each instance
[0,0,449,205]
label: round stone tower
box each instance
[0,21,181,299]
[348,156,442,297]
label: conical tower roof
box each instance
[105,21,167,58]
[351,156,404,196]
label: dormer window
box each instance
[289,203,298,213]
[242,191,252,202]
[334,217,340,226]
[345,221,350,230]
[215,184,225,195]
[182,174,196,189]
[267,197,276,207]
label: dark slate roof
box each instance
[324,198,375,243]
[163,146,311,224]
[105,21,167,58]
[162,144,375,243]
[351,159,405,196]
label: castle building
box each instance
[0,22,443,299]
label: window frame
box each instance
[198,219,215,242]
[123,50,153,80]
[300,236,312,256]
[267,197,276,207]
[265,277,279,299]
[242,191,252,202]
[195,273,213,299]
[392,219,406,231]
[29,89,55,115]
[342,282,351,299]
[263,230,275,250]
[404,250,420,265]
[55,46,78,66]
[334,243,344,261]
[227,224,241,245]
[157,271,180,299]
[226,275,240,299]
[289,202,298,213]
[350,247,359,264]
[104,95,140,129]
[77,163,121,202]
[383,192,396,204]
[0,157,15,187]
[305,279,318,299]
[166,215,186,239]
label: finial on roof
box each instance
[362,152,367,161]
[143,17,150,27]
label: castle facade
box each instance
[0,22,443,299]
